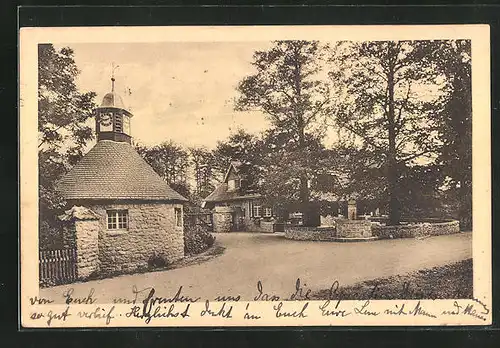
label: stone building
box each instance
[57,77,188,279]
[203,161,279,233]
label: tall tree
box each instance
[38,44,97,247]
[38,44,97,163]
[211,129,262,189]
[189,146,216,199]
[329,40,446,225]
[332,144,388,203]
[433,40,472,229]
[235,40,331,217]
[258,128,338,206]
[135,141,191,197]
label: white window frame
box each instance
[175,207,183,227]
[264,207,272,217]
[107,210,128,230]
[253,205,262,218]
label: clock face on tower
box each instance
[99,111,113,132]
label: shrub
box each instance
[148,252,170,269]
[39,220,64,251]
[184,222,216,255]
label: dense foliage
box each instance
[135,141,191,199]
[328,40,471,225]
[433,40,472,229]
[38,44,97,249]
[39,39,473,239]
[233,41,334,225]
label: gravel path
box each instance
[40,232,472,303]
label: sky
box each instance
[56,41,446,153]
[59,42,274,149]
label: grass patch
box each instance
[311,259,472,300]
[172,242,226,269]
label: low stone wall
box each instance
[260,221,276,233]
[372,220,460,239]
[284,226,337,241]
[320,215,337,227]
[213,206,234,233]
[336,220,372,238]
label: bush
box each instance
[39,277,58,288]
[39,220,64,251]
[184,223,216,255]
[148,252,170,269]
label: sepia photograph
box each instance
[20,25,491,327]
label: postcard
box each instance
[20,24,491,327]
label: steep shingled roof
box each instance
[223,161,243,182]
[57,140,188,201]
[203,183,261,203]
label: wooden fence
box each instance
[39,248,77,286]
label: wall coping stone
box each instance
[336,219,372,225]
[214,206,235,213]
[372,220,459,229]
[372,219,460,239]
[59,206,100,222]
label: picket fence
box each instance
[39,248,77,286]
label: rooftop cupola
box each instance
[95,66,133,144]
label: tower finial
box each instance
[111,62,120,92]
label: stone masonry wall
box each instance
[372,220,460,239]
[284,226,337,241]
[213,212,232,233]
[243,218,262,233]
[336,220,373,238]
[320,215,336,227]
[259,221,275,233]
[74,219,100,279]
[89,202,184,275]
[213,206,234,233]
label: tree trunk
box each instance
[387,54,401,226]
[458,181,472,230]
[458,95,473,231]
[298,129,309,204]
[458,141,472,230]
[298,122,312,225]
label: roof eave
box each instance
[204,194,262,204]
[63,196,188,203]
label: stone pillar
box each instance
[213,206,234,233]
[347,199,357,220]
[59,206,100,280]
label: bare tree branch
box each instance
[395,80,413,132]
[399,150,434,163]
[338,119,387,153]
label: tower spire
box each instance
[96,64,132,144]
[111,62,119,92]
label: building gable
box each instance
[223,161,243,183]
